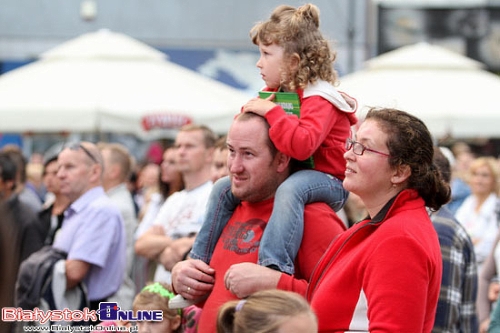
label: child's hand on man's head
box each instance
[242,95,276,117]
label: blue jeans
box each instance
[190,170,348,274]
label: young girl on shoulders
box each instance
[190,2,357,278]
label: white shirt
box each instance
[456,192,499,265]
[153,181,213,282]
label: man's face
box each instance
[57,147,98,202]
[174,130,212,176]
[227,117,285,202]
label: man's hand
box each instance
[488,281,500,302]
[223,262,281,298]
[171,259,215,300]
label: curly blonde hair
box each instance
[250,3,338,91]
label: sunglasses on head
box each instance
[64,142,99,164]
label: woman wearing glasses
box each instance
[307,107,450,332]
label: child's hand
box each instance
[242,94,276,117]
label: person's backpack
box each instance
[15,246,89,331]
[16,245,67,309]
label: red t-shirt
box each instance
[197,197,346,332]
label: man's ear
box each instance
[391,164,411,186]
[275,152,291,173]
[205,147,215,164]
[90,163,103,183]
[111,163,123,180]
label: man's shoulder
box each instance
[79,192,123,222]
[304,201,338,215]
[8,194,39,223]
[87,194,118,210]
[304,202,346,230]
[165,181,212,203]
[432,207,474,251]
[107,183,133,199]
[432,207,464,232]
[187,181,213,195]
[107,184,136,212]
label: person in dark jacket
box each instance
[0,152,44,268]
[37,154,70,245]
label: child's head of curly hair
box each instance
[250,3,338,91]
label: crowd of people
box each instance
[2,2,500,333]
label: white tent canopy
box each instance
[338,42,500,139]
[0,29,250,139]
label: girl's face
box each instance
[136,316,180,333]
[256,43,285,89]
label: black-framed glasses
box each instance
[64,142,99,164]
[345,138,390,157]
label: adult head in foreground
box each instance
[307,107,450,332]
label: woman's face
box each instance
[469,164,496,196]
[43,160,61,194]
[343,119,394,204]
[160,149,179,183]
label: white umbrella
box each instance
[0,29,249,139]
[338,42,500,139]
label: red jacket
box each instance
[307,189,442,332]
[264,80,357,180]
